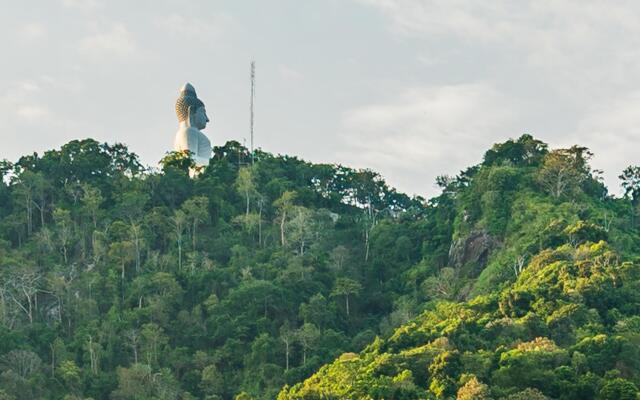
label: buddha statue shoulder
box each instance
[173,83,212,167]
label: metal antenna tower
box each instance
[250,61,256,165]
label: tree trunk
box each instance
[57,295,62,323]
[258,201,263,247]
[134,239,140,274]
[280,211,286,246]
[192,221,197,251]
[346,295,350,317]
[285,340,290,371]
[364,230,370,262]
[50,344,55,377]
[88,335,97,374]
[0,290,5,325]
[26,292,33,324]
[25,195,33,236]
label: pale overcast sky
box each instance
[1,1,639,197]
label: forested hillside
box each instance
[1,135,639,400]
[279,136,640,400]
[0,138,436,399]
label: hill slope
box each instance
[1,136,639,400]
[0,139,435,399]
[278,135,640,399]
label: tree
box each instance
[280,321,295,371]
[201,364,224,398]
[86,334,102,374]
[273,191,296,246]
[124,329,140,364]
[331,278,362,317]
[53,208,73,264]
[620,165,640,204]
[428,350,461,399]
[1,350,42,379]
[0,350,44,400]
[235,167,257,216]
[329,245,349,273]
[128,220,145,273]
[160,150,196,173]
[287,206,315,255]
[233,212,261,244]
[109,240,135,282]
[182,196,209,251]
[171,210,187,270]
[140,322,168,367]
[81,183,103,229]
[12,171,40,236]
[4,268,41,324]
[598,378,639,400]
[110,363,154,400]
[483,134,548,167]
[505,388,549,400]
[0,390,16,400]
[295,323,320,365]
[57,360,81,394]
[422,267,457,300]
[299,293,331,329]
[537,146,592,198]
[456,376,491,400]
[29,172,49,228]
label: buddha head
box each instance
[175,83,210,130]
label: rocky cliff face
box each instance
[448,229,499,277]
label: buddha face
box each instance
[191,106,210,130]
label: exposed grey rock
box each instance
[448,229,499,276]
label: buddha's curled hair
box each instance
[175,84,205,122]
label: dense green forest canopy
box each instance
[0,135,639,400]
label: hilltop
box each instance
[278,135,640,400]
[0,136,639,400]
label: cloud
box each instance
[80,24,135,57]
[574,92,640,194]
[154,13,233,39]
[278,65,303,81]
[16,105,53,122]
[338,83,518,195]
[19,23,46,40]
[353,0,640,194]
[61,0,100,9]
[0,78,80,130]
[19,81,41,93]
[356,1,640,95]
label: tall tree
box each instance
[171,210,187,270]
[331,278,362,317]
[620,165,640,204]
[537,146,592,198]
[181,196,209,251]
[274,191,296,247]
[295,323,320,365]
[53,208,73,264]
[236,166,257,216]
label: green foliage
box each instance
[0,139,428,399]
[279,237,640,399]
[2,136,640,400]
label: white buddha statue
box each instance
[173,83,212,167]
